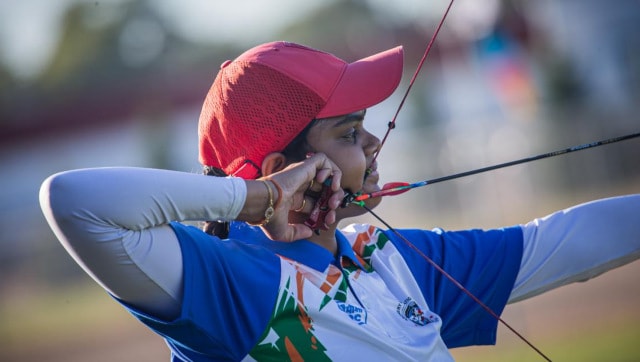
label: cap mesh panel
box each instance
[199,61,325,177]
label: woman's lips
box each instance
[365,162,380,183]
[367,161,378,177]
[369,161,378,172]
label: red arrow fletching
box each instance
[381,182,411,196]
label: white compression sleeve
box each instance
[39,167,247,319]
[509,194,640,303]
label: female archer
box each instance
[39,41,640,361]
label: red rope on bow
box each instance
[363,1,553,360]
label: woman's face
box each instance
[305,110,383,216]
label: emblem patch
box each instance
[396,297,438,326]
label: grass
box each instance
[1,282,128,348]
[452,317,640,362]
[2,267,639,362]
[0,281,168,361]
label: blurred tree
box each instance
[0,0,219,147]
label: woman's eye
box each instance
[343,129,357,142]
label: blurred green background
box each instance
[1,0,638,361]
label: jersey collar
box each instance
[229,222,366,272]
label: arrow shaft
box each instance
[355,131,640,202]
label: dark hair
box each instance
[202,119,318,238]
[202,166,232,238]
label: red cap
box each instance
[198,41,404,179]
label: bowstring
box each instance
[362,1,552,360]
[363,205,552,361]
[369,0,455,169]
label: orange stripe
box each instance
[295,272,313,334]
[320,267,341,293]
[295,272,305,305]
[352,231,368,254]
[284,336,304,362]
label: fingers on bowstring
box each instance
[291,224,314,241]
[323,209,337,226]
[306,152,342,191]
[328,188,345,210]
[263,222,312,242]
[293,196,307,213]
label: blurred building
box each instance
[1,0,639,324]
[1,1,639,361]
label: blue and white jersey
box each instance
[122,221,522,361]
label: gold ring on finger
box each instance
[294,198,306,212]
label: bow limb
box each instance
[361,1,553,360]
[369,0,455,170]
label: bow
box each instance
[344,1,637,360]
[368,1,454,170]
[303,2,638,358]
[356,1,552,360]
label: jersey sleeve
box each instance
[118,222,281,361]
[385,226,523,348]
[513,194,640,302]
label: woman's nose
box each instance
[365,132,381,156]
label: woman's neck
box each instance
[289,211,340,255]
[306,224,339,255]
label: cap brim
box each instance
[317,46,403,118]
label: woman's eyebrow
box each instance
[333,111,366,127]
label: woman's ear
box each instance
[261,152,288,176]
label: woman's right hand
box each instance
[242,153,344,242]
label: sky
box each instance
[0,0,497,80]
[0,0,329,79]
[0,0,75,80]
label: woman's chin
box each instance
[362,194,382,209]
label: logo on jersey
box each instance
[335,301,367,325]
[396,297,438,326]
